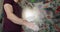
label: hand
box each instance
[24,20,39,31]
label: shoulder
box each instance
[4,3,13,8]
[4,3,13,12]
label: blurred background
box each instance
[0,0,3,32]
[0,0,60,32]
[21,0,60,32]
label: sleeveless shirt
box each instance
[3,0,23,32]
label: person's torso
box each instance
[3,0,23,31]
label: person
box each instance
[3,0,39,32]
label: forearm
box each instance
[7,13,28,26]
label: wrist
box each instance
[22,20,29,26]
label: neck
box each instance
[14,0,18,3]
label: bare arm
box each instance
[4,4,39,31]
[4,4,28,25]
